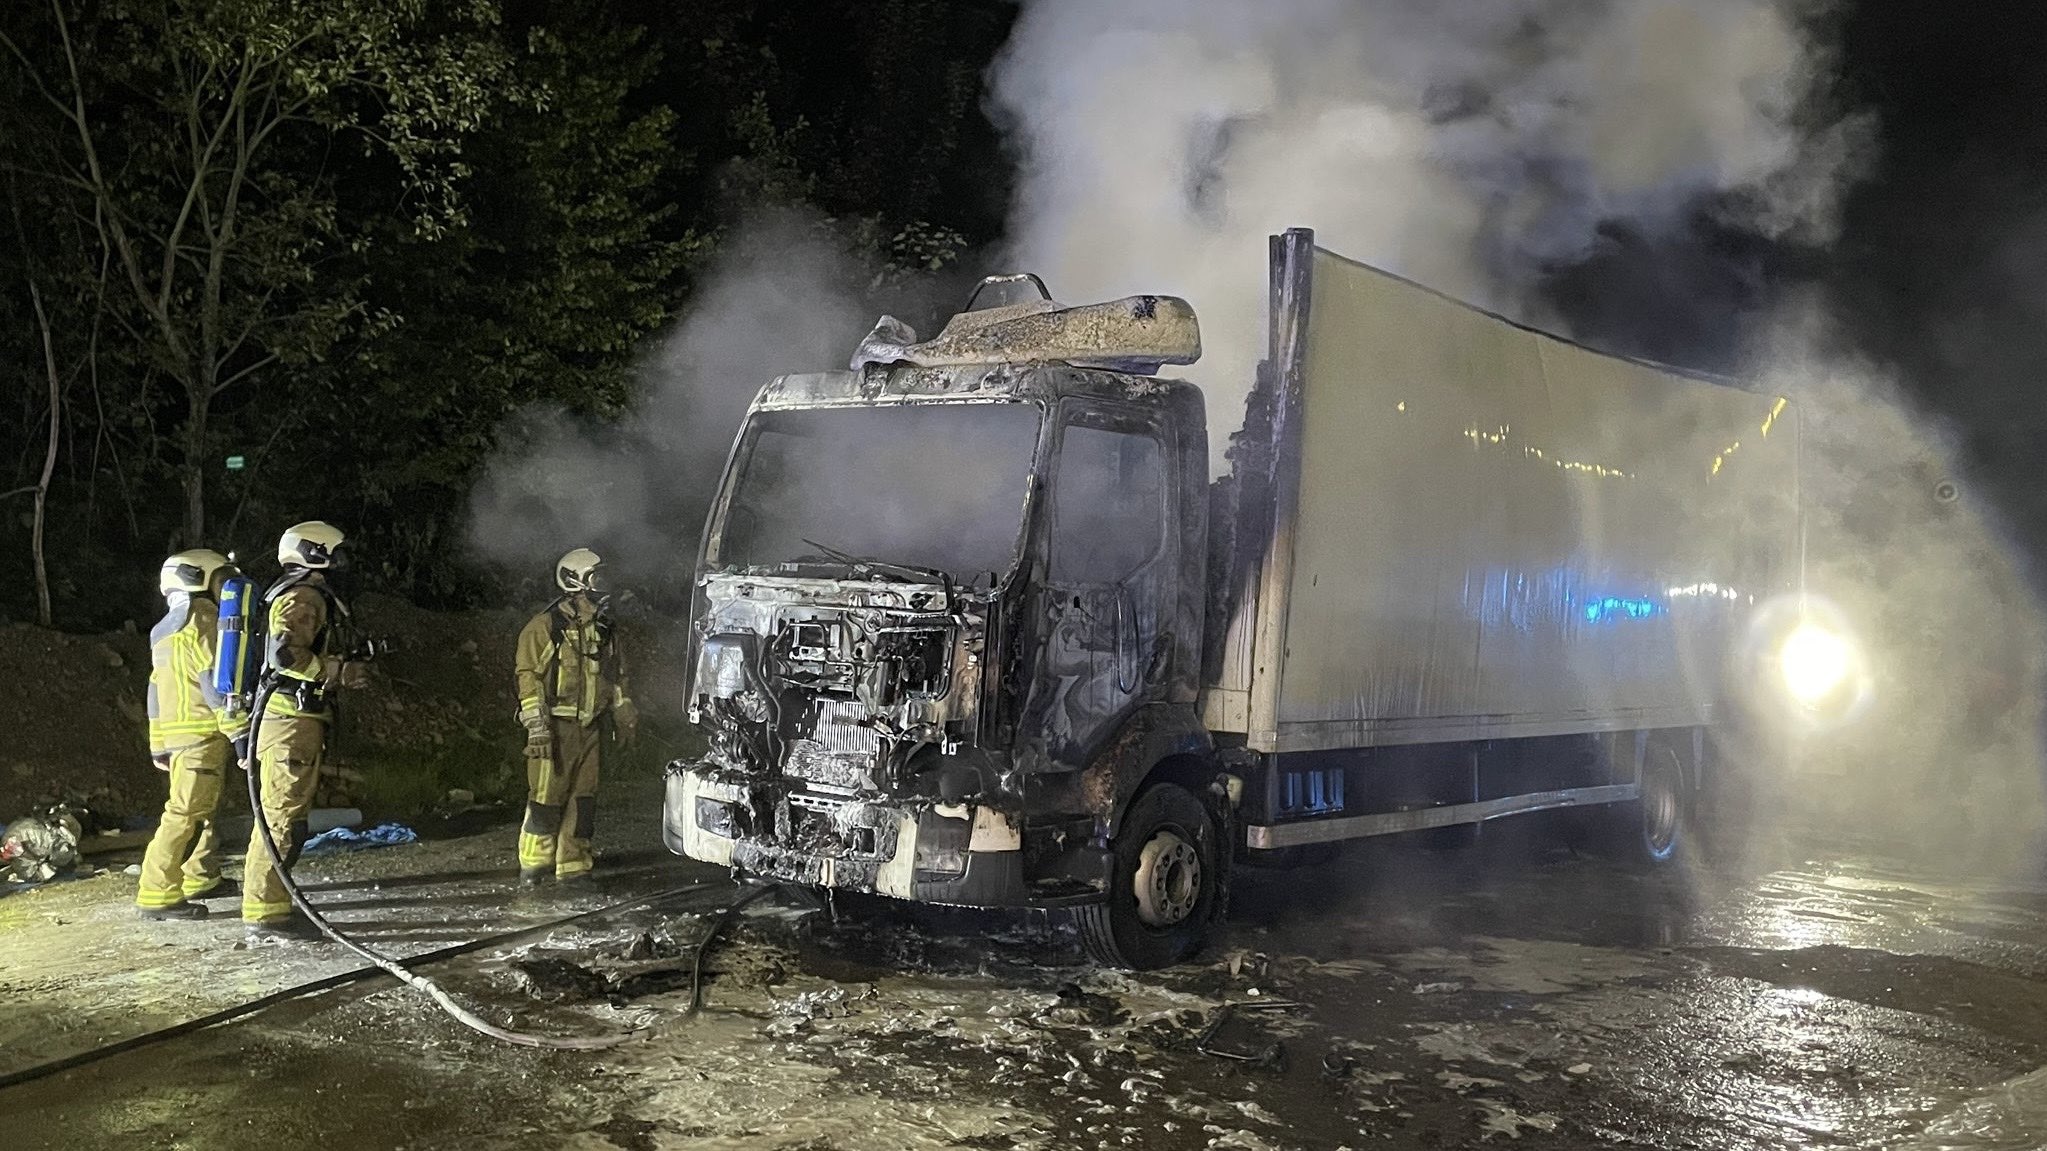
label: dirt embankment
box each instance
[0,592,696,828]
[0,622,154,822]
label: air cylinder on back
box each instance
[214,574,256,710]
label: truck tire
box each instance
[1076,783,1221,970]
[1621,743,1688,867]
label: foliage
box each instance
[0,0,1020,628]
[1,0,518,550]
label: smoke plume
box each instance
[466,212,906,598]
[989,0,1865,462]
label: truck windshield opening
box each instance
[712,402,1043,585]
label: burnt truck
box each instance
[665,228,1820,969]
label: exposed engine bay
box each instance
[690,574,988,794]
[674,573,1047,901]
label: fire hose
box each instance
[240,679,760,1051]
[0,880,724,1092]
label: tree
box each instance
[1,0,514,545]
[299,3,695,597]
[20,275,61,626]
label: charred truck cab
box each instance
[668,231,1817,970]
[669,280,1219,969]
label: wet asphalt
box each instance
[7,792,2047,1150]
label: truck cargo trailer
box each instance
[665,228,1819,968]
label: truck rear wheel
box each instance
[1623,743,1688,866]
[1076,783,1220,970]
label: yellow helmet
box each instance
[278,521,347,569]
[159,549,234,596]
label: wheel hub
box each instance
[1133,829,1202,928]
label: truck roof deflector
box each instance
[850,287,1203,376]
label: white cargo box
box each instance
[1204,235,1801,752]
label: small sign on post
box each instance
[224,455,246,472]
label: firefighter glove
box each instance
[340,661,370,690]
[231,733,251,766]
[523,717,554,760]
[151,752,172,772]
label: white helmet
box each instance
[159,549,234,596]
[555,548,607,594]
[278,521,347,569]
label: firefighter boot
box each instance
[245,913,327,943]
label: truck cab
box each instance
[667,289,1226,969]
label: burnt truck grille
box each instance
[784,791,896,860]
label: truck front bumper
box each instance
[663,761,1043,908]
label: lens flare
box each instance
[1779,623,1853,706]
[1741,594,1873,734]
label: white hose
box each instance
[244,682,647,1050]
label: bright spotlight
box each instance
[1779,622,1853,707]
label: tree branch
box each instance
[48,0,189,369]
[162,55,235,311]
[0,26,86,129]
[218,282,283,366]
[212,351,279,396]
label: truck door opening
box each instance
[1022,407,1171,768]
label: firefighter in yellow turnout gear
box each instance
[136,549,247,920]
[516,549,636,882]
[243,521,364,942]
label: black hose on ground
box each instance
[242,681,664,1050]
[683,882,781,1015]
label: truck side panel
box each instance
[1216,241,1800,753]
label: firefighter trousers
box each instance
[242,714,327,923]
[519,718,602,878]
[135,738,230,908]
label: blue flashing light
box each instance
[1583,596,1663,624]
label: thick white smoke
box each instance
[989,0,1864,461]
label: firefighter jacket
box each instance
[148,594,248,754]
[516,597,629,729]
[263,575,346,720]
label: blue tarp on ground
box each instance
[301,822,418,854]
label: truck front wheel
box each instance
[1076,783,1221,970]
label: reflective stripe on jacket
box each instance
[148,595,248,753]
[515,599,628,729]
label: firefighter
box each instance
[242,521,365,941]
[135,549,246,920]
[515,548,636,883]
